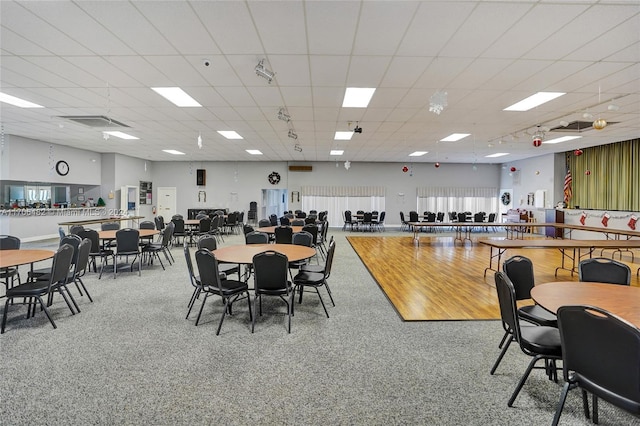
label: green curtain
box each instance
[568,138,640,211]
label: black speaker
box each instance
[196,169,206,186]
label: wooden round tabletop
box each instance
[531,281,640,327]
[213,244,316,264]
[256,226,304,234]
[98,229,159,240]
[0,249,55,268]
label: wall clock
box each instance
[268,171,281,185]
[56,160,70,176]
[501,192,511,206]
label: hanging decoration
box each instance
[628,215,637,230]
[402,165,409,173]
[197,132,203,149]
[601,212,611,227]
[510,166,517,172]
[580,211,587,225]
[344,160,351,170]
[428,90,448,115]
[434,162,440,168]
[592,85,608,130]
[574,149,583,156]
[585,170,591,175]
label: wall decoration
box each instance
[139,181,152,204]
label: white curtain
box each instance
[416,187,498,216]
[301,186,386,226]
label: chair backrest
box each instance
[49,243,75,288]
[494,272,522,345]
[226,212,237,226]
[0,235,20,250]
[253,251,289,292]
[280,216,291,226]
[345,210,352,222]
[409,211,418,222]
[363,212,373,223]
[60,234,82,266]
[427,213,436,222]
[171,214,183,221]
[579,258,631,285]
[195,213,207,220]
[488,213,496,223]
[399,211,405,222]
[172,218,185,233]
[474,212,484,222]
[183,241,198,288]
[292,231,313,247]
[195,249,223,292]
[69,225,85,235]
[59,227,66,239]
[258,219,271,228]
[503,255,535,300]
[274,226,293,244]
[139,221,155,230]
[457,212,467,222]
[318,211,326,221]
[115,228,140,253]
[379,211,386,222]
[243,224,255,235]
[558,305,640,412]
[101,222,120,231]
[155,215,166,230]
[269,214,278,226]
[436,212,444,222]
[291,219,305,227]
[198,217,211,233]
[323,239,337,279]
[77,229,101,255]
[246,231,269,245]
[249,201,257,211]
[161,222,174,247]
[301,224,318,245]
[75,238,92,276]
[197,235,217,251]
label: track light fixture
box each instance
[277,107,291,122]
[294,143,302,152]
[288,129,298,140]
[255,59,274,84]
[353,122,362,133]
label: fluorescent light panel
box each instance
[217,131,243,140]
[543,136,582,144]
[504,92,565,111]
[330,150,344,155]
[151,87,201,107]
[485,152,509,158]
[342,87,376,108]
[103,131,139,140]
[162,149,185,155]
[246,149,262,155]
[409,151,428,157]
[440,133,470,142]
[334,131,353,140]
[0,92,44,108]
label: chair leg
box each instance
[324,282,335,307]
[498,329,510,349]
[195,293,210,326]
[551,382,571,426]
[582,389,590,420]
[216,297,230,335]
[592,394,599,424]
[251,295,259,333]
[490,336,513,375]
[314,287,329,318]
[508,355,545,407]
[186,288,201,319]
[76,277,93,302]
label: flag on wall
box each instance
[563,168,572,205]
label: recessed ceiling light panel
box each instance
[0,92,44,108]
[162,149,185,155]
[503,92,565,111]
[330,150,344,156]
[217,131,243,140]
[334,131,354,140]
[543,136,582,144]
[440,133,470,142]
[409,151,428,157]
[151,87,202,107]
[485,152,509,158]
[246,149,262,155]
[103,131,139,140]
[342,87,376,108]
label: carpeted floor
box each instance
[1,229,638,425]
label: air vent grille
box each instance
[58,115,130,128]
[550,120,618,132]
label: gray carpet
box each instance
[1,229,638,425]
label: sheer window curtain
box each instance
[301,186,386,226]
[417,187,498,217]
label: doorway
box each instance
[157,187,177,219]
[261,188,287,222]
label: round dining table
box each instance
[0,249,55,280]
[213,243,315,264]
[256,226,304,234]
[531,281,640,328]
[97,229,159,240]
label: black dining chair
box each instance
[252,251,294,333]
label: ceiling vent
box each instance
[58,115,130,128]
[550,120,617,132]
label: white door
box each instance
[157,187,177,219]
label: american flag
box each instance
[563,168,572,204]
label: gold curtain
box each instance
[568,138,640,211]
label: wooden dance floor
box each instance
[347,235,639,321]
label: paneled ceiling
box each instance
[1,0,639,164]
